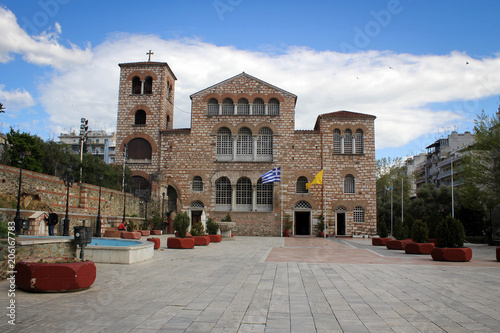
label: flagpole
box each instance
[280,166,283,238]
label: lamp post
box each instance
[95,174,103,237]
[122,182,127,224]
[14,151,30,234]
[162,192,165,219]
[144,189,150,228]
[62,167,74,236]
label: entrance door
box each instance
[191,211,202,227]
[337,213,346,236]
[295,211,311,235]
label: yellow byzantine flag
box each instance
[306,170,323,190]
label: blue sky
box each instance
[1,0,499,159]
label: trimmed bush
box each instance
[221,213,232,222]
[426,211,442,239]
[377,217,388,238]
[173,212,190,238]
[191,221,205,236]
[393,222,408,240]
[206,217,219,235]
[436,215,465,248]
[411,219,429,243]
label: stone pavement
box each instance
[1,236,499,333]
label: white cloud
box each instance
[36,35,500,149]
[0,84,35,112]
[0,6,91,70]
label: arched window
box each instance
[236,177,252,210]
[222,98,234,115]
[296,176,308,194]
[207,98,219,116]
[134,109,146,125]
[354,206,365,223]
[257,127,273,158]
[144,76,153,94]
[344,174,355,194]
[253,98,265,115]
[237,98,249,115]
[166,115,170,129]
[127,138,152,160]
[294,201,312,209]
[216,127,233,156]
[132,76,141,94]
[257,178,273,211]
[333,129,341,154]
[236,127,253,156]
[355,129,364,154]
[192,176,203,192]
[344,129,353,154]
[215,177,231,207]
[268,98,280,115]
[131,176,149,192]
[191,201,204,209]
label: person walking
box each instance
[45,209,59,236]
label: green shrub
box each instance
[405,215,416,238]
[150,213,163,230]
[0,220,9,238]
[411,219,429,243]
[426,211,442,239]
[436,215,465,248]
[377,217,388,238]
[317,214,325,234]
[174,212,190,238]
[221,213,232,222]
[126,221,136,232]
[392,221,408,240]
[206,217,219,235]
[191,221,205,236]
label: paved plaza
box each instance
[1,236,499,333]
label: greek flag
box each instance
[261,167,281,184]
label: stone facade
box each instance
[115,61,377,237]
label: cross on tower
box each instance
[146,50,154,62]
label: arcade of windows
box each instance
[214,176,273,212]
[333,128,364,154]
[216,127,273,162]
[131,76,153,95]
[207,97,280,116]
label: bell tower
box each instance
[114,54,177,193]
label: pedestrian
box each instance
[45,209,59,236]
[118,221,126,230]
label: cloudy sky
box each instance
[1,0,499,159]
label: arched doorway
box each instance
[336,206,347,236]
[190,201,204,228]
[294,201,312,235]
[167,186,178,214]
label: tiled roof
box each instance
[320,111,376,119]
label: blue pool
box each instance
[88,238,141,247]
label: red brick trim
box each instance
[125,70,159,81]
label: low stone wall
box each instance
[0,237,76,279]
[0,164,141,217]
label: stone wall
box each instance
[0,164,143,230]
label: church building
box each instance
[114,58,377,236]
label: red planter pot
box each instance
[386,240,406,250]
[147,237,161,249]
[193,235,211,246]
[431,247,472,262]
[208,234,222,243]
[150,230,162,235]
[167,237,195,249]
[372,237,391,246]
[121,231,141,239]
[429,238,438,246]
[139,230,150,236]
[497,247,500,262]
[15,259,96,292]
[405,242,435,254]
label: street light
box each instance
[122,182,127,224]
[143,189,151,228]
[161,192,165,219]
[95,174,103,237]
[14,151,30,234]
[62,167,74,236]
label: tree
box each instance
[0,102,5,113]
[460,109,500,244]
[6,128,44,172]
